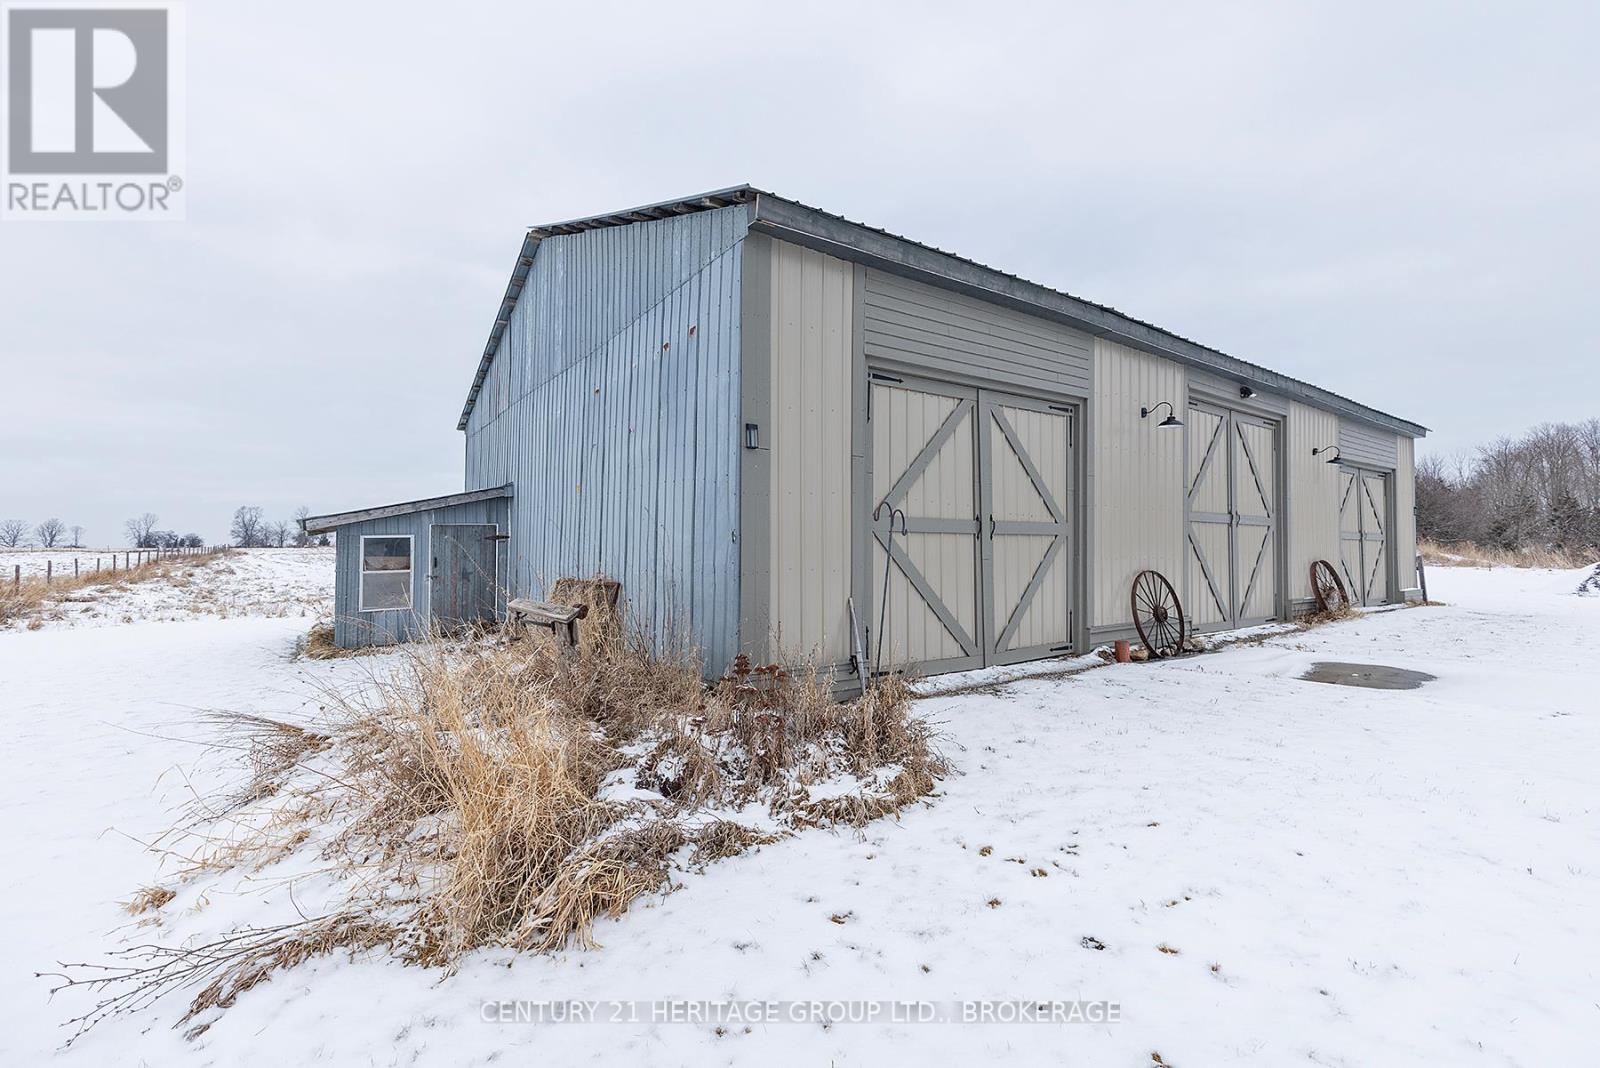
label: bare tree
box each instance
[181,533,204,548]
[124,512,160,548]
[69,524,84,548]
[231,506,265,548]
[292,506,312,547]
[0,519,28,548]
[35,517,66,548]
[265,521,291,548]
[1417,419,1600,552]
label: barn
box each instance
[303,185,1425,680]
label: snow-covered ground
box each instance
[0,548,139,579]
[1,559,1594,1066]
[4,547,334,630]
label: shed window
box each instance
[359,535,412,612]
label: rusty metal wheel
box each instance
[1131,569,1186,658]
[1310,559,1349,613]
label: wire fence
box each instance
[8,545,226,591]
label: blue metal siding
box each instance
[331,497,510,648]
[464,207,746,671]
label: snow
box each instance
[5,547,334,630]
[0,558,1595,1066]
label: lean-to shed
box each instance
[306,185,1426,680]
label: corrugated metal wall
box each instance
[464,206,747,670]
[863,269,1093,396]
[766,240,854,663]
[1395,435,1418,593]
[1287,400,1341,603]
[1089,339,1186,631]
[331,497,511,648]
[1338,419,1399,468]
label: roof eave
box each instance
[300,484,514,535]
[748,192,1428,439]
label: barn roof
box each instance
[456,185,1427,438]
[300,484,513,535]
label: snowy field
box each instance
[0,548,143,579]
[2,547,334,629]
[1,557,1595,1066]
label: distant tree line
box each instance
[1418,419,1600,551]
[0,517,86,549]
[230,505,329,548]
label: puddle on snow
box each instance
[1300,661,1437,690]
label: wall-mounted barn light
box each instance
[1239,385,1258,399]
[1140,401,1184,428]
[1312,445,1342,464]
[744,423,761,449]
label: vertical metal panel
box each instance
[863,269,1092,396]
[331,497,509,648]
[1089,339,1186,630]
[1337,419,1399,468]
[463,207,746,671]
[765,239,854,664]
[1394,435,1417,593]
[1287,401,1341,603]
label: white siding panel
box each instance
[864,270,1092,396]
[1338,419,1399,468]
[1287,401,1341,603]
[1395,435,1418,593]
[767,240,854,663]
[1090,339,1186,629]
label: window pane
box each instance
[361,571,411,611]
[363,537,411,572]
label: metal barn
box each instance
[305,185,1426,679]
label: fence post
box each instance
[11,565,17,590]
[46,560,52,584]
[75,558,80,578]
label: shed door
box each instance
[980,392,1073,664]
[1186,403,1280,630]
[869,377,983,673]
[1360,472,1390,604]
[429,524,498,631]
[1338,469,1391,605]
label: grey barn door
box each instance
[1338,468,1391,605]
[869,376,984,674]
[1185,403,1279,630]
[979,392,1073,665]
[429,524,498,631]
[867,375,1075,675]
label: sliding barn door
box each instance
[1186,403,1281,630]
[1232,415,1278,624]
[868,377,983,673]
[1337,467,1392,606]
[1359,472,1390,604]
[980,393,1073,664]
[1185,404,1235,628]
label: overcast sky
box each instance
[4,1,1597,545]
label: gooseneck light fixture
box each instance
[1140,401,1184,429]
[1312,445,1342,464]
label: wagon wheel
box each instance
[1130,570,1186,658]
[1310,559,1349,613]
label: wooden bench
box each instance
[506,598,588,647]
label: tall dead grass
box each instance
[52,593,944,1039]
[0,550,228,627]
[1419,537,1594,569]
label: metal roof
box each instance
[300,484,513,535]
[456,185,1426,438]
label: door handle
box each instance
[988,514,995,537]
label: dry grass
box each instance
[0,550,228,627]
[53,589,944,1037]
[1419,537,1595,570]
